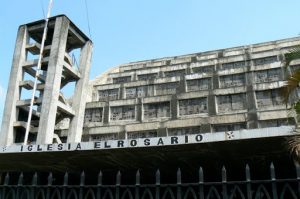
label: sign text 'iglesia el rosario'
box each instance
[0,126,295,153]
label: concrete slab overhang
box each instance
[0,133,297,178]
[24,15,92,51]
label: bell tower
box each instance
[0,15,93,146]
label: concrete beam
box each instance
[57,101,75,116]
[63,61,81,80]
[19,80,44,90]
[26,43,51,55]
[23,67,46,82]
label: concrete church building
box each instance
[1,15,299,146]
[0,15,300,199]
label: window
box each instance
[193,65,214,74]
[84,108,103,123]
[138,73,158,81]
[187,78,211,91]
[91,133,118,141]
[126,86,147,99]
[156,82,179,95]
[213,123,246,132]
[113,76,131,84]
[98,89,119,101]
[110,106,135,121]
[259,119,291,128]
[220,74,245,88]
[127,131,157,139]
[179,98,207,115]
[254,68,281,83]
[254,56,277,65]
[256,89,281,108]
[144,102,170,119]
[217,94,246,112]
[220,61,248,70]
[164,70,186,77]
[168,126,200,136]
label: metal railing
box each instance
[0,162,299,199]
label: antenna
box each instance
[24,0,54,145]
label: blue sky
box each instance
[0,0,300,124]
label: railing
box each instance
[0,162,299,199]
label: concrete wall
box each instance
[82,37,300,141]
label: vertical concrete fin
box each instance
[0,25,28,146]
[67,41,93,142]
[36,16,70,144]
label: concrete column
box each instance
[208,92,217,116]
[246,71,255,85]
[148,84,155,96]
[120,85,126,99]
[103,102,110,124]
[177,76,187,93]
[137,98,143,122]
[132,72,138,81]
[36,17,70,144]
[246,85,258,129]
[279,52,288,80]
[0,26,28,146]
[212,65,220,89]
[170,95,178,119]
[67,41,93,143]
[245,51,259,129]
[186,64,192,75]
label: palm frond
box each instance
[282,46,300,163]
[284,45,300,67]
[286,135,300,163]
[281,69,300,104]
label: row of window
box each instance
[86,89,283,123]
[112,56,279,83]
[100,68,283,101]
[89,118,291,141]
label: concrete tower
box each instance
[0,15,93,146]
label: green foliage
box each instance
[281,69,300,104]
[281,46,300,104]
[284,45,300,67]
[282,46,300,161]
[294,101,300,115]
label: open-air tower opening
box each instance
[0,15,93,146]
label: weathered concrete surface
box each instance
[67,41,93,143]
[0,26,28,146]
[1,15,93,146]
[37,16,70,144]
[82,37,300,141]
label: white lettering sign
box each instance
[0,126,295,153]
